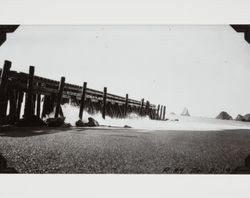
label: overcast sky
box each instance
[1,25,250,118]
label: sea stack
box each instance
[243,114,250,122]
[216,111,233,120]
[235,114,244,121]
[181,107,190,116]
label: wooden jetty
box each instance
[0,60,166,125]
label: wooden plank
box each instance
[163,106,166,120]
[24,66,35,118]
[157,104,160,119]
[140,98,144,116]
[8,87,17,121]
[124,94,129,117]
[36,83,41,117]
[160,105,163,120]
[59,105,64,117]
[42,95,50,118]
[102,87,107,119]
[55,77,65,118]
[145,100,150,116]
[79,82,87,120]
[0,60,11,120]
[16,91,24,119]
[33,93,36,115]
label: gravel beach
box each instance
[1,127,250,174]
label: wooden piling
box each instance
[148,107,152,119]
[59,105,64,117]
[153,108,157,119]
[55,77,65,118]
[42,95,50,118]
[160,105,163,120]
[50,93,56,112]
[145,101,150,116]
[8,86,17,122]
[140,98,144,116]
[124,94,129,117]
[0,60,11,120]
[102,87,107,119]
[79,82,87,120]
[157,104,160,120]
[36,83,41,117]
[16,91,24,119]
[163,106,166,120]
[24,66,35,118]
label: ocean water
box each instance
[60,104,250,131]
[10,100,250,131]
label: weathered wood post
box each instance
[102,87,107,119]
[16,91,24,119]
[157,104,160,120]
[160,105,163,120]
[145,100,150,116]
[0,60,11,120]
[140,98,144,116]
[33,93,36,115]
[36,83,41,117]
[8,87,17,121]
[163,106,166,120]
[79,82,87,120]
[124,94,129,117]
[55,77,65,118]
[153,107,158,119]
[50,93,56,112]
[42,95,48,118]
[149,107,153,119]
[24,66,35,118]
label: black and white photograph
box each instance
[1,25,250,174]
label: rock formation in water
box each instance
[235,114,244,121]
[243,114,250,122]
[181,107,190,116]
[216,111,233,120]
[235,114,250,122]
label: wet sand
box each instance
[1,127,250,173]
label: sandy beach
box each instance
[1,125,250,174]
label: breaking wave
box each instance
[60,104,250,131]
